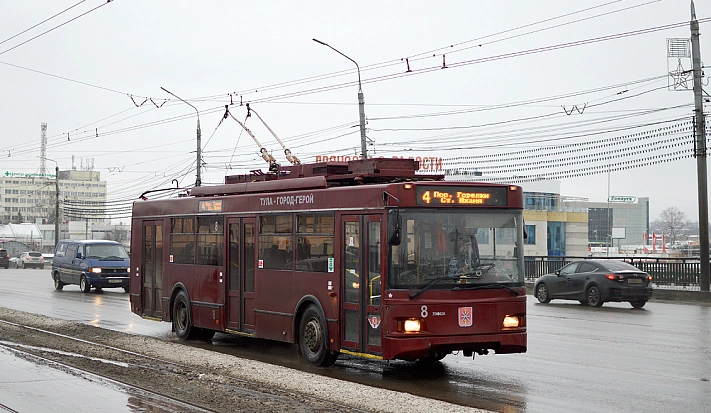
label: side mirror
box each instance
[554,269,561,276]
[387,210,402,246]
[76,252,82,259]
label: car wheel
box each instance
[586,285,603,307]
[630,300,647,309]
[535,283,551,303]
[173,290,201,340]
[40,265,44,270]
[298,304,339,366]
[53,273,64,291]
[80,275,91,293]
[123,286,129,293]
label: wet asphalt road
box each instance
[1,267,710,412]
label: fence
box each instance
[524,256,701,291]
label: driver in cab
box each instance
[450,236,478,275]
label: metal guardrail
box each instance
[524,256,702,291]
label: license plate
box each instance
[627,278,642,284]
[108,279,122,283]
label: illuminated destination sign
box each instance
[416,186,508,206]
[199,199,223,212]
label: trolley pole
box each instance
[691,1,709,291]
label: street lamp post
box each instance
[45,158,60,248]
[161,87,202,186]
[313,38,368,159]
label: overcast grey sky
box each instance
[1,1,709,222]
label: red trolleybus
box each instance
[130,159,526,366]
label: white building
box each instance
[0,169,107,225]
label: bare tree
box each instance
[652,207,690,244]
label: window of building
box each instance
[525,224,536,245]
[547,221,566,256]
[196,215,223,266]
[258,214,293,270]
[170,217,195,264]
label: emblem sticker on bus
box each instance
[459,307,473,327]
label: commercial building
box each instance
[0,169,107,226]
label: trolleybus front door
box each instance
[141,221,163,319]
[226,217,256,333]
[342,214,382,356]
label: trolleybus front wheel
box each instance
[298,305,338,367]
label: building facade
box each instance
[0,170,107,225]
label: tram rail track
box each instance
[0,313,380,413]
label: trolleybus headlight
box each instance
[403,319,421,333]
[503,315,522,328]
[89,267,102,274]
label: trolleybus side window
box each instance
[170,217,195,264]
[294,213,334,272]
[258,214,293,270]
[197,215,224,266]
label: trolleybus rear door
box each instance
[141,221,163,318]
[226,217,256,332]
[342,214,383,355]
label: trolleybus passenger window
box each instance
[196,216,224,266]
[259,214,293,270]
[294,213,334,273]
[170,217,195,264]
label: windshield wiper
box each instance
[99,256,124,260]
[453,283,520,295]
[409,275,466,300]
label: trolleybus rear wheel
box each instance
[173,290,199,340]
[298,305,338,367]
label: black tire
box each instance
[123,286,129,293]
[173,290,201,340]
[53,273,64,291]
[535,283,551,303]
[586,285,604,307]
[630,300,647,309]
[298,304,339,366]
[40,265,44,270]
[80,275,91,293]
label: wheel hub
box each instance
[304,319,322,352]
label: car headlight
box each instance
[89,268,102,274]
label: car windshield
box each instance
[388,209,525,290]
[84,244,129,259]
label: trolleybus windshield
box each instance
[388,210,524,289]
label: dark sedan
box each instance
[534,260,653,308]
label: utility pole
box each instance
[55,164,59,247]
[691,1,710,291]
[161,87,202,186]
[313,39,368,159]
